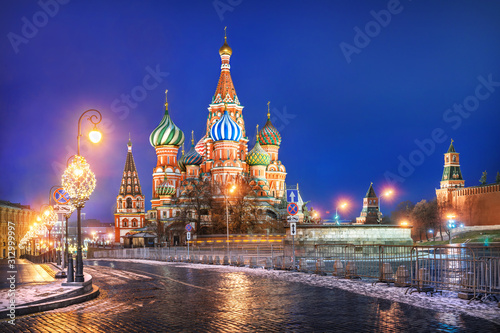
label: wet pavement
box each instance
[0,259,55,289]
[1,259,498,332]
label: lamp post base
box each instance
[75,249,84,282]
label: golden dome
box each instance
[219,36,232,56]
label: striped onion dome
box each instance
[149,91,185,147]
[246,128,271,166]
[195,135,206,156]
[184,134,202,166]
[258,102,281,146]
[156,174,176,196]
[210,110,242,142]
[177,144,186,173]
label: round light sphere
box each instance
[62,155,96,208]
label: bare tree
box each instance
[179,176,215,235]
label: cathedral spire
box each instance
[120,139,142,196]
[214,27,238,105]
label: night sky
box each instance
[1,0,499,223]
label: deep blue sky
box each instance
[1,0,499,223]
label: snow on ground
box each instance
[92,259,500,325]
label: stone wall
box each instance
[287,224,413,246]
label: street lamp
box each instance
[62,109,101,283]
[378,189,393,224]
[62,155,96,282]
[400,220,409,227]
[429,229,434,241]
[40,204,57,258]
[225,184,236,244]
[63,205,75,268]
[447,214,456,245]
[335,202,348,225]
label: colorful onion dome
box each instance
[246,126,271,166]
[210,108,242,142]
[258,101,282,146]
[184,131,203,166]
[219,29,232,56]
[195,135,206,156]
[157,174,176,196]
[149,90,185,147]
[178,143,186,173]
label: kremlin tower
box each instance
[114,138,146,243]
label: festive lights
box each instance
[62,155,96,208]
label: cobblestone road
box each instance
[1,260,498,332]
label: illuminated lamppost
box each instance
[40,204,57,259]
[63,205,75,268]
[335,202,348,225]
[62,109,102,283]
[225,184,236,244]
[378,189,393,224]
[429,229,434,241]
[400,220,409,227]
[447,214,456,245]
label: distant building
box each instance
[114,139,146,243]
[436,140,500,226]
[355,183,380,224]
[0,200,37,258]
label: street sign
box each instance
[185,224,192,232]
[53,204,72,214]
[287,216,299,223]
[53,188,71,204]
[287,202,299,216]
[186,231,191,240]
[290,222,296,236]
[286,189,298,203]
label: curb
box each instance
[0,285,100,318]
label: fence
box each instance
[90,243,500,302]
[21,249,58,264]
[92,243,286,268]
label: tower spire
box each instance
[165,89,168,112]
[267,101,270,119]
[191,130,195,145]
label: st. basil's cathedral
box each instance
[114,34,289,243]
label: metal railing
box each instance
[90,243,500,302]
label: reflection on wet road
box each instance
[1,260,498,332]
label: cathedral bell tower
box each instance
[114,138,146,243]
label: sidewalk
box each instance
[0,259,99,317]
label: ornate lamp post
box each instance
[225,184,236,244]
[335,202,348,225]
[447,214,456,245]
[64,205,75,268]
[378,189,393,224]
[40,204,57,259]
[62,108,102,283]
[62,155,96,282]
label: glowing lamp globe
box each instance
[62,155,96,208]
[89,129,102,143]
